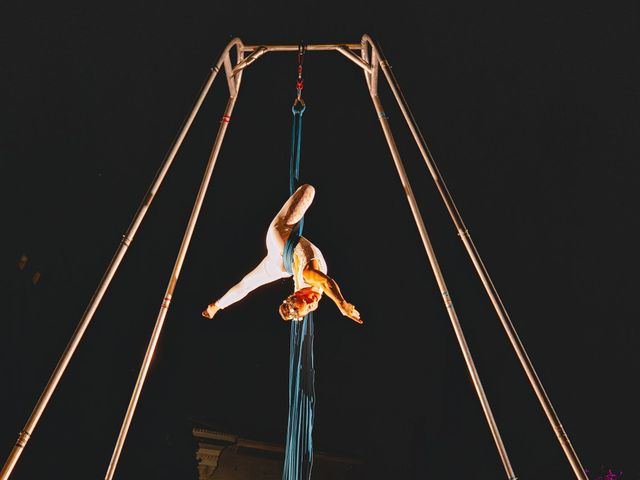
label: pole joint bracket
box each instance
[16,431,30,449]
[553,422,569,439]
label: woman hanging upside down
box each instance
[202,184,362,324]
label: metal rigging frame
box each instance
[1,35,588,480]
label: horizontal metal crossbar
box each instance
[240,43,362,52]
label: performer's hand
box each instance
[201,303,220,319]
[339,301,362,324]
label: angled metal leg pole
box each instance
[362,34,587,480]
[104,36,247,478]
[367,81,516,479]
[0,40,245,480]
[104,90,240,479]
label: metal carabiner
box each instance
[292,96,306,113]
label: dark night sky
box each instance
[2,1,639,479]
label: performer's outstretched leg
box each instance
[266,184,315,256]
[202,256,289,318]
[276,184,315,226]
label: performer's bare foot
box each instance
[202,303,220,319]
[339,301,362,324]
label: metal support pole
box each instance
[363,34,587,480]
[232,46,267,75]
[335,46,372,73]
[103,89,239,479]
[368,85,517,479]
[0,37,244,480]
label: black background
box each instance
[1,1,638,479]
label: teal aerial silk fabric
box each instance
[282,101,315,480]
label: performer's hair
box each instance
[279,292,319,321]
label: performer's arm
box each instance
[302,261,362,324]
[203,257,289,319]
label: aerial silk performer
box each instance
[201,183,362,324]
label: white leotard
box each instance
[292,237,327,291]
